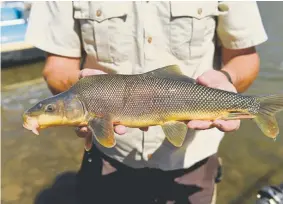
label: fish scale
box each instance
[23,65,283,148]
[70,73,258,126]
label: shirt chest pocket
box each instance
[73,2,133,63]
[169,2,219,60]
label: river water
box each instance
[1,2,283,204]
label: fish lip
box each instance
[22,115,40,135]
[23,122,31,130]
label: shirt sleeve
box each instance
[25,2,81,57]
[217,1,268,49]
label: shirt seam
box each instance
[221,34,268,49]
[25,38,81,58]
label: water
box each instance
[1,2,283,204]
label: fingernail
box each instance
[187,122,194,129]
[95,70,107,75]
[196,76,207,85]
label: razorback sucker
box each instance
[23,65,283,148]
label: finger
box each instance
[196,75,209,86]
[84,132,93,151]
[114,125,127,135]
[75,126,92,138]
[79,69,95,79]
[79,69,107,79]
[213,120,240,132]
[215,84,237,93]
[77,124,127,137]
[187,120,213,130]
[140,127,149,132]
[74,126,94,151]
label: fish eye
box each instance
[38,103,43,109]
[45,104,56,112]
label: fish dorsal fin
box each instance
[161,121,188,147]
[144,65,196,84]
[87,115,116,148]
[147,64,183,76]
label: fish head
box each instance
[23,96,64,134]
[23,93,86,135]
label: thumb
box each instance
[79,69,107,79]
[196,75,209,86]
[74,127,94,151]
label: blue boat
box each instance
[1,2,45,67]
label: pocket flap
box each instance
[73,1,129,22]
[170,2,219,19]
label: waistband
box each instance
[86,144,219,177]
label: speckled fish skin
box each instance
[71,73,259,127]
[23,65,283,148]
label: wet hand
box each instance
[186,69,240,132]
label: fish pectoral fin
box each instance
[145,65,196,84]
[161,121,188,147]
[88,116,116,148]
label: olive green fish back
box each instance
[70,73,258,123]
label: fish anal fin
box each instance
[88,115,116,148]
[145,65,196,84]
[161,121,188,147]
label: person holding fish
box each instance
[25,2,279,204]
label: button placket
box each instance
[189,9,206,59]
[143,2,156,60]
[144,33,155,60]
[93,7,112,62]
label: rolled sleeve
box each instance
[217,1,268,49]
[25,2,81,58]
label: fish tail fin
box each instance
[254,94,283,140]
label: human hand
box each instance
[186,69,240,132]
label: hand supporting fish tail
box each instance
[188,69,241,132]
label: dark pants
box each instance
[76,145,220,204]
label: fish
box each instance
[22,65,283,148]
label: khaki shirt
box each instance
[26,1,267,170]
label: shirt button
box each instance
[197,8,202,15]
[147,36,152,44]
[96,9,102,17]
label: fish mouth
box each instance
[23,115,40,135]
